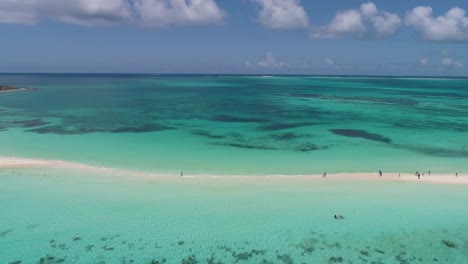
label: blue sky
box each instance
[0,0,467,75]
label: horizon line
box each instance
[0,73,467,78]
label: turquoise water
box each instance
[1,168,467,263]
[1,74,468,175]
[1,75,468,263]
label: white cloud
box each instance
[134,0,225,27]
[245,52,287,68]
[0,0,225,27]
[419,58,429,66]
[311,2,401,38]
[323,58,334,66]
[441,58,464,68]
[0,0,131,26]
[253,0,309,29]
[405,6,468,42]
[328,9,365,36]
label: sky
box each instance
[0,0,468,76]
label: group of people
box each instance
[378,170,460,179]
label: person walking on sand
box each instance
[418,173,421,180]
[456,172,458,177]
[322,172,327,178]
[379,170,382,177]
[181,171,184,177]
[429,170,431,176]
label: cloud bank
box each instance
[0,0,132,26]
[311,2,401,38]
[0,0,224,27]
[253,0,309,29]
[134,0,225,27]
[0,0,467,45]
[405,6,468,42]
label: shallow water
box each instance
[1,169,467,263]
[1,74,468,175]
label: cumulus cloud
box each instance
[405,6,468,42]
[134,0,225,27]
[311,2,401,38]
[0,0,225,27]
[441,58,464,68]
[0,0,131,26]
[253,0,309,29]
[245,52,287,68]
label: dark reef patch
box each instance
[293,238,318,255]
[232,250,266,261]
[110,124,172,133]
[259,122,316,131]
[211,115,268,123]
[329,129,391,143]
[328,256,344,263]
[149,258,167,264]
[13,119,49,128]
[215,142,276,150]
[9,261,22,264]
[190,129,224,139]
[38,255,66,264]
[394,251,421,264]
[181,255,198,264]
[0,228,13,238]
[276,254,294,264]
[374,248,385,254]
[206,254,222,264]
[441,240,457,248]
[27,125,77,135]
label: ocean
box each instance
[1,74,468,175]
[1,74,468,263]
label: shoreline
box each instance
[0,156,467,185]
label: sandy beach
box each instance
[1,156,466,185]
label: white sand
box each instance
[0,156,467,185]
